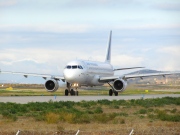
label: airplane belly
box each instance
[82,73,92,85]
[81,74,102,86]
[79,73,94,86]
[76,74,87,84]
[90,75,103,86]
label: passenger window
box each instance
[72,65,77,69]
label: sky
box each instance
[0,0,180,84]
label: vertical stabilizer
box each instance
[105,30,112,63]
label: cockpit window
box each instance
[72,65,77,69]
[66,65,71,69]
[66,65,83,69]
[78,65,83,69]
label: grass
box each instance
[0,84,180,134]
[0,88,178,96]
[0,97,180,134]
[0,84,180,96]
[0,97,180,123]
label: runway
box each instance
[0,94,180,104]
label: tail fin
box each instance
[105,30,112,63]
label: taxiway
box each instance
[0,94,179,104]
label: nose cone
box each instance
[63,69,78,83]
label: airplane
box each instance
[0,31,180,96]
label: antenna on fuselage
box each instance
[105,30,112,63]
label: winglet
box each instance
[105,30,112,63]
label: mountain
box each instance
[127,69,162,75]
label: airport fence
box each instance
[0,122,180,135]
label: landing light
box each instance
[73,83,79,87]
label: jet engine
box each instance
[113,79,127,92]
[45,79,59,92]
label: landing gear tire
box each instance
[70,89,75,96]
[109,89,113,96]
[65,89,69,96]
[75,91,79,96]
[114,91,118,96]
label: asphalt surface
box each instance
[0,94,180,104]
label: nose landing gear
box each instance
[70,89,78,96]
[65,82,79,96]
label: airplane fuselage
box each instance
[63,60,114,87]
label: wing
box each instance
[113,67,145,71]
[0,70,65,82]
[124,72,180,79]
[99,72,180,82]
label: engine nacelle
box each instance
[113,79,127,92]
[45,79,59,92]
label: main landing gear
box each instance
[109,89,118,96]
[108,82,118,96]
[65,82,79,96]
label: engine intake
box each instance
[113,79,127,92]
[45,79,59,92]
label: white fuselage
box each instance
[63,60,114,87]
